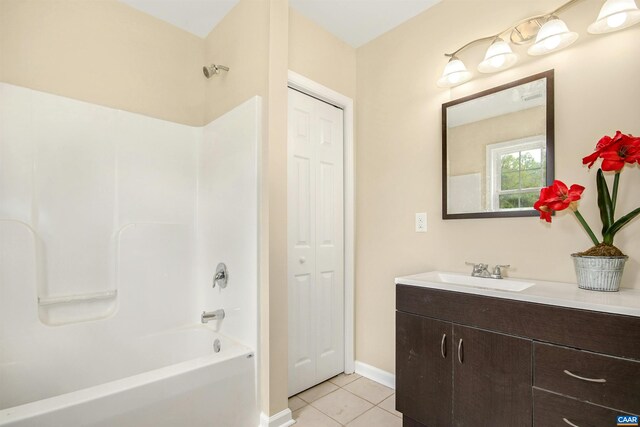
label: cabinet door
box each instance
[396,311,453,426]
[453,325,532,427]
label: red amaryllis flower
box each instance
[536,130,639,248]
[582,131,623,168]
[582,131,640,169]
[533,180,585,223]
[598,134,640,171]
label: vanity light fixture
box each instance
[588,0,640,33]
[438,0,638,88]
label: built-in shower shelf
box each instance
[38,290,118,325]
[38,290,118,306]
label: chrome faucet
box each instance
[466,262,510,279]
[466,262,491,278]
[201,309,225,323]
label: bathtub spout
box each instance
[201,309,225,323]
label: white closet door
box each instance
[288,88,344,396]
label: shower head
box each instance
[203,64,230,78]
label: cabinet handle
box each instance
[563,369,607,383]
[457,338,463,364]
[562,417,580,427]
[440,334,447,358]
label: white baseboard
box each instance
[354,360,396,390]
[259,409,295,427]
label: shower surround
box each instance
[0,83,260,426]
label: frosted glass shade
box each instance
[588,0,640,33]
[437,57,472,88]
[478,39,518,73]
[527,18,578,56]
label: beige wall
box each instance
[0,0,204,126]
[355,0,640,375]
[266,0,290,417]
[203,0,269,125]
[289,8,357,100]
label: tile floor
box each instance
[289,374,402,426]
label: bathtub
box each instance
[0,325,258,427]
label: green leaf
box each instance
[596,169,613,236]
[573,209,600,246]
[604,206,640,242]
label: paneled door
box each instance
[288,88,344,396]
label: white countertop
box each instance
[395,271,640,318]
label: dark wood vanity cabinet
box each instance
[396,284,640,427]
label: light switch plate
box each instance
[416,212,427,232]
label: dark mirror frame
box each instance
[442,70,555,220]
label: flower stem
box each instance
[611,172,620,216]
[573,209,600,246]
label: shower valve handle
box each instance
[213,263,228,288]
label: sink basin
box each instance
[424,271,535,292]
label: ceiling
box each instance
[289,0,441,47]
[118,0,441,47]
[118,0,238,38]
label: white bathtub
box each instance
[0,325,258,427]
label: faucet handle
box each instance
[466,262,488,276]
[492,264,510,278]
[465,261,487,269]
[213,263,228,289]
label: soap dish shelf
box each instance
[38,290,118,306]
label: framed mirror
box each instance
[442,70,554,219]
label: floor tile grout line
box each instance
[344,405,384,427]
[308,387,371,426]
[322,385,393,423]
[339,376,395,406]
[377,402,402,419]
[292,374,402,423]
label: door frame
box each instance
[287,70,355,374]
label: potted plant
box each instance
[534,131,640,291]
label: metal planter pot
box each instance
[571,254,628,292]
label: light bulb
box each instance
[528,18,578,56]
[543,35,561,50]
[489,55,506,68]
[477,38,517,73]
[437,57,472,87]
[607,11,628,27]
[449,74,462,84]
